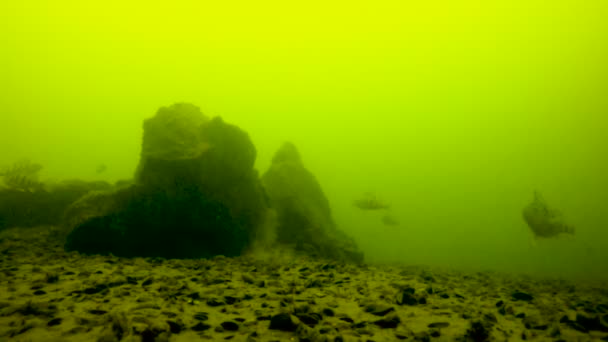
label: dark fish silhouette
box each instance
[96,164,107,174]
[353,192,390,210]
[381,214,400,226]
[522,190,574,238]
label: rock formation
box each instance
[64,103,362,262]
[262,142,364,263]
[65,103,268,258]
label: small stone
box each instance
[83,284,107,295]
[512,291,534,302]
[194,312,209,321]
[338,315,354,323]
[364,303,395,316]
[207,298,225,306]
[46,274,59,284]
[399,292,418,306]
[322,308,335,317]
[242,274,255,284]
[413,331,431,341]
[403,287,415,294]
[352,321,366,329]
[224,296,238,305]
[166,320,182,334]
[88,309,108,315]
[47,318,62,326]
[498,306,506,315]
[269,313,298,332]
[428,322,450,328]
[297,313,322,326]
[465,321,491,341]
[221,321,239,331]
[523,315,549,330]
[484,313,498,324]
[574,313,608,332]
[374,312,400,328]
[306,279,323,288]
[192,322,211,331]
[187,292,200,300]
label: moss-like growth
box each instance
[0,159,44,192]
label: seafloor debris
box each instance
[522,190,575,238]
[353,192,390,210]
[0,159,44,192]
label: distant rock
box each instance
[0,178,112,231]
[261,142,363,263]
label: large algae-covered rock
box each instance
[262,142,363,263]
[139,102,210,160]
[65,185,248,258]
[65,103,268,258]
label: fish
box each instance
[522,190,574,239]
[96,164,107,174]
[381,214,400,226]
[353,192,390,210]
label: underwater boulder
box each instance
[261,142,363,263]
[65,103,269,258]
[65,184,249,258]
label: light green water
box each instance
[1,0,607,279]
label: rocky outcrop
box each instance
[64,103,362,262]
[65,103,269,258]
[262,142,363,263]
[0,179,112,231]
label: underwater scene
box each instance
[1,1,607,341]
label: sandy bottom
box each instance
[1,226,607,342]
